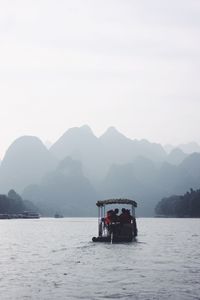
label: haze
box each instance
[0,0,200,158]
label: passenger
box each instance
[112,208,119,223]
[126,209,133,223]
[105,210,113,225]
[114,208,119,215]
[119,208,129,224]
[119,208,134,224]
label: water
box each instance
[0,218,200,300]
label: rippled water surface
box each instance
[0,218,200,300]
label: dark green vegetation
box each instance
[0,190,37,214]
[0,125,200,217]
[155,189,200,217]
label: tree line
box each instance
[155,188,200,217]
[0,189,38,214]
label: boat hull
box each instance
[92,235,134,243]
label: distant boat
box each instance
[0,214,11,219]
[0,212,40,219]
[54,213,64,218]
[21,211,40,219]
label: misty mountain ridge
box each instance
[101,153,200,216]
[50,125,167,183]
[22,157,98,216]
[166,148,187,165]
[164,142,200,154]
[0,136,57,193]
[1,125,200,216]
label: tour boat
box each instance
[92,198,138,243]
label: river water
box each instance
[0,218,199,300]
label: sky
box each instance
[0,0,200,158]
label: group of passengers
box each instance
[99,207,137,237]
[104,208,133,225]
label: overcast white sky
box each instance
[0,0,200,158]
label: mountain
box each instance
[157,162,195,196]
[101,153,200,216]
[99,127,135,164]
[0,136,57,193]
[166,148,187,165]
[163,142,200,155]
[50,125,98,160]
[22,157,98,216]
[99,127,167,164]
[156,153,200,198]
[50,125,167,185]
[1,126,200,217]
[101,157,163,216]
[179,153,200,186]
[178,142,200,154]
[50,125,106,182]
[164,144,174,154]
[45,140,53,149]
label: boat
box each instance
[54,213,64,218]
[92,198,138,243]
[0,214,11,219]
[0,212,40,219]
[21,211,40,219]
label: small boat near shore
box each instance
[54,213,64,218]
[92,198,138,243]
[0,211,40,219]
[21,211,40,219]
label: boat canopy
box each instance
[96,198,137,207]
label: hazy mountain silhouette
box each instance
[99,127,166,163]
[178,142,200,154]
[101,157,164,216]
[100,153,200,216]
[45,140,53,149]
[154,153,200,203]
[22,157,98,216]
[179,153,200,188]
[50,125,107,182]
[0,136,57,193]
[164,142,200,155]
[50,125,97,160]
[99,126,135,164]
[166,148,187,165]
[50,125,167,184]
[157,162,195,196]
[1,126,200,217]
[164,144,174,154]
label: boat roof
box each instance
[96,198,137,207]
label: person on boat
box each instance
[119,208,130,224]
[112,208,119,223]
[126,209,133,223]
[105,210,113,225]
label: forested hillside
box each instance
[155,189,200,217]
